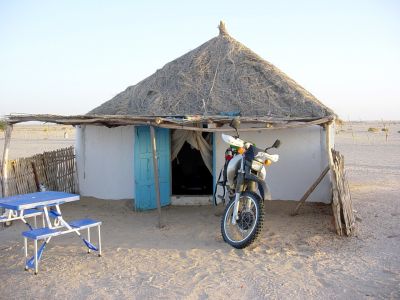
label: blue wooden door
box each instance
[134,126,171,211]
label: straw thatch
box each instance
[90,22,334,120]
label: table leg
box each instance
[98,225,102,257]
[34,240,38,275]
[87,228,91,254]
[53,205,97,252]
[19,210,33,231]
[0,208,4,228]
[24,237,28,271]
[43,207,52,228]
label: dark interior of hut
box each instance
[172,142,213,195]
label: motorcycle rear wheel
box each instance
[221,191,264,249]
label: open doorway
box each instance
[172,132,213,195]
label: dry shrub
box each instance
[0,120,6,132]
[368,127,379,133]
[335,118,345,126]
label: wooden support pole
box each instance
[1,125,13,227]
[291,166,330,216]
[325,122,342,235]
[1,124,13,198]
[326,122,334,168]
[150,126,163,228]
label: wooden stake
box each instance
[1,124,13,197]
[291,166,330,216]
[150,126,163,228]
[331,149,356,236]
[31,161,40,191]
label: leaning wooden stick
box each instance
[291,166,330,216]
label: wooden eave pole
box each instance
[1,124,13,198]
[149,126,163,228]
[325,121,342,235]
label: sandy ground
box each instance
[0,122,399,299]
[0,125,75,159]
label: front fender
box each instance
[244,172,271,201]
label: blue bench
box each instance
[68,219,102,256]
[1,208,44,229]
[69,218,102,229]
[22,227,60,240]
[22,218,102,274]
[0,208,43,221]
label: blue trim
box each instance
[213,133,216,192]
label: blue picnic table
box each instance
[0,191,102,274]
[0,191,79,210]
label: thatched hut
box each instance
[72,22,336,210]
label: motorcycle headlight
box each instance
[251,160,263,172]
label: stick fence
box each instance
[0,147,77,197]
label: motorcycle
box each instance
[214,118,281,249]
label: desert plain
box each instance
[0,122,399,299]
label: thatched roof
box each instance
[89,22,335,120]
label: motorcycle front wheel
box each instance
[221,191,264,249]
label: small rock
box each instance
[387,234,400,239]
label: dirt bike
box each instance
[213,118,280,249]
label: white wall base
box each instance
[171,195,212,206]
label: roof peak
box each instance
[218,21,228,36]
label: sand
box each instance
[0,125,75,160]
[0,122,399,299]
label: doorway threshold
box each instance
[171,195,212,206]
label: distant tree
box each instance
[0,120,6,132]
[381,120,389,142]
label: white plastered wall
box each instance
[76,125,135,200]
[75,123,333,203]
[214,125,333,203]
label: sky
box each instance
[0,0,399,120]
